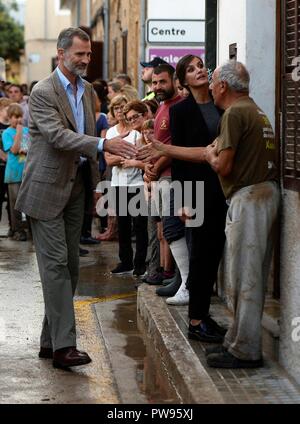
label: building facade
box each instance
[62,0,141,86]
[24,0,71,85]
[61,0,205,92]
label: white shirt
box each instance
[106,126,144,187]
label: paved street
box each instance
[0,214,176,404]
[1,213,300,405]
[0,224,120,403]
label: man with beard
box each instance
[140,57,168,101]
[144,64,189,302]
[15,27,136,370]
[146,64,181,199]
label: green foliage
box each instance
[0,0,24,61]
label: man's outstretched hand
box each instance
[104,132,137,158]
[136,134,165,162]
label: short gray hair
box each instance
[218,60,250,93]
[57,27,90,50]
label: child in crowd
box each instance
[0,98,13,231]
[139,119,155,199]
[2,103,30,241]
[140,119,154,145]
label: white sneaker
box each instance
[166,288,189,305]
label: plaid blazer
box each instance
[15,71,100,220]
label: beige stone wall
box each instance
[90,0,141,88]
[108,0,140,87]
[91,0,105,41]
[63,0,141,87]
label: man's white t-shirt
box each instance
[106,125,144,187]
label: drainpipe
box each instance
[86,0,91,27]
[44,0,48,39]
[77,0,81,26]
[103,0,109,80]
[139,0,147,98]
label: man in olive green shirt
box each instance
[205,60,280,368]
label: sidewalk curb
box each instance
[137,284,224,404]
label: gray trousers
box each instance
[30,171,85,351]
[223,181,280,361]
[146,205,160,276]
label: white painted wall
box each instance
[280,192,300,385]
[217,0,247,64]
[148,0,205,19]
[246,0,276,129]
[217,0,276,128]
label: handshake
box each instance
[104,132,164,163]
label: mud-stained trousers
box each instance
[223,181,280,361]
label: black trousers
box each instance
[188,208,227,320]
[116,186,148,269]
[80,161,94,238]
[0,165,11,225]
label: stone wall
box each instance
[279,190,300,384]
[91,0,141,88]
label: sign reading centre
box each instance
[147,19,205,44]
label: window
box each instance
[122,31,128,74]
[113,39,117,73]
[56,0,71,16]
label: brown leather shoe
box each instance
[39,347,53,359]
[53,347,92,369]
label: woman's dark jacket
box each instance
[169,94,226,218]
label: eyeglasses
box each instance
[113,105,125,112]
[126,113,143,123]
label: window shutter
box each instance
[283,0,300,190]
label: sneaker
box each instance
[188,322,224,343]
[162,276,176,286]
[133,266,146,277]
[12,231,27,241]
[111,263,133,275]
[166,287,189,305]
[141,272,149,283]
[205,345,227,356]
[80,236,101,245]
[206,351,263,369]
[163,270,174,280]
[156,273,181,297]
[203,315,227,336]
[145,272,164,285]
[79,247,89,257]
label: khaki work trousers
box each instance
[223,181,280,361]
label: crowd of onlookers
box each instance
[0,58,191,280]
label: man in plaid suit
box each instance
[16,27,136,369]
